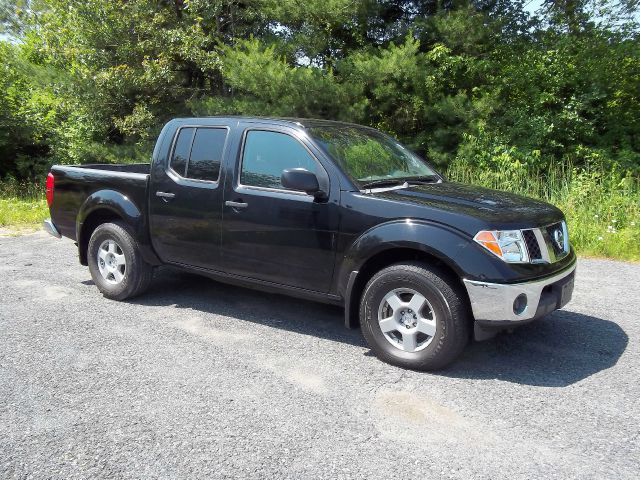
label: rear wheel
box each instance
[360,262,470,370]
[87,222,153,300]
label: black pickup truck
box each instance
[44,117,575,370]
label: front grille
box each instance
[522,229,542,260]
[546,222,566,256]
[518,221,568,264]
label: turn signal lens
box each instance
[474,231,502,256]
[474,229,529,263]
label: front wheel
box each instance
[360,262,470,371]
[87,222,153,300]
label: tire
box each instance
[87,221,153,300]
[359,262,470,371]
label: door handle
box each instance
[156,191,176,200]
[225,200,248,209]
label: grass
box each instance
[0,198,48,228]
[0,179,49,230]
[1,165,639,261]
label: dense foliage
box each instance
[0,0,638,179]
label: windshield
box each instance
[307,125,439,187]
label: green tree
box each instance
[0,0,638,180]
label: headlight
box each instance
[474,230,530,263]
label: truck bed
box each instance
[49,163,151,241]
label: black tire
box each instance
[87,221,153,300]
[360,262,470,371]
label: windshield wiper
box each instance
[360,179,407,189]
[360,175,440,190]
[403,175,440,184]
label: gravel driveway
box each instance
[1,232,638,479]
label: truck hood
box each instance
[372,181,564,232]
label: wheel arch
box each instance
[77,208,124,265]
[76,190,159,266]
[343,247,469,329]
[339,220,475,329]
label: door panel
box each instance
[220,127,338,293]
[149,126,229,269]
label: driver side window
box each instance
[240,130,319,190]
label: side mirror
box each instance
[281,168,324,198]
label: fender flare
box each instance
[338,219,509,328]
[76,190,159,266]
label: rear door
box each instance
[219,125,339,293]
[149,124,230,269]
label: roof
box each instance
[171,116,372,131]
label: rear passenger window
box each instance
[170,127,227,182]
[188,128,227,181]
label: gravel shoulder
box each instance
[1,232,638,479]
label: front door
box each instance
[220,127,338,293]
[149,125,229,269]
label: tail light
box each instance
[46,172,55,207]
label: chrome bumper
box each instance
[43,219,61,238]
[463,262,576,324]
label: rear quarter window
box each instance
[170,127,193,176]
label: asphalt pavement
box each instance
[1,231,638,479]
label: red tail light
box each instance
[46,173,55,207]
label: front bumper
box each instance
[463,261,576,326]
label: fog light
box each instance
[513,294,527,315]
